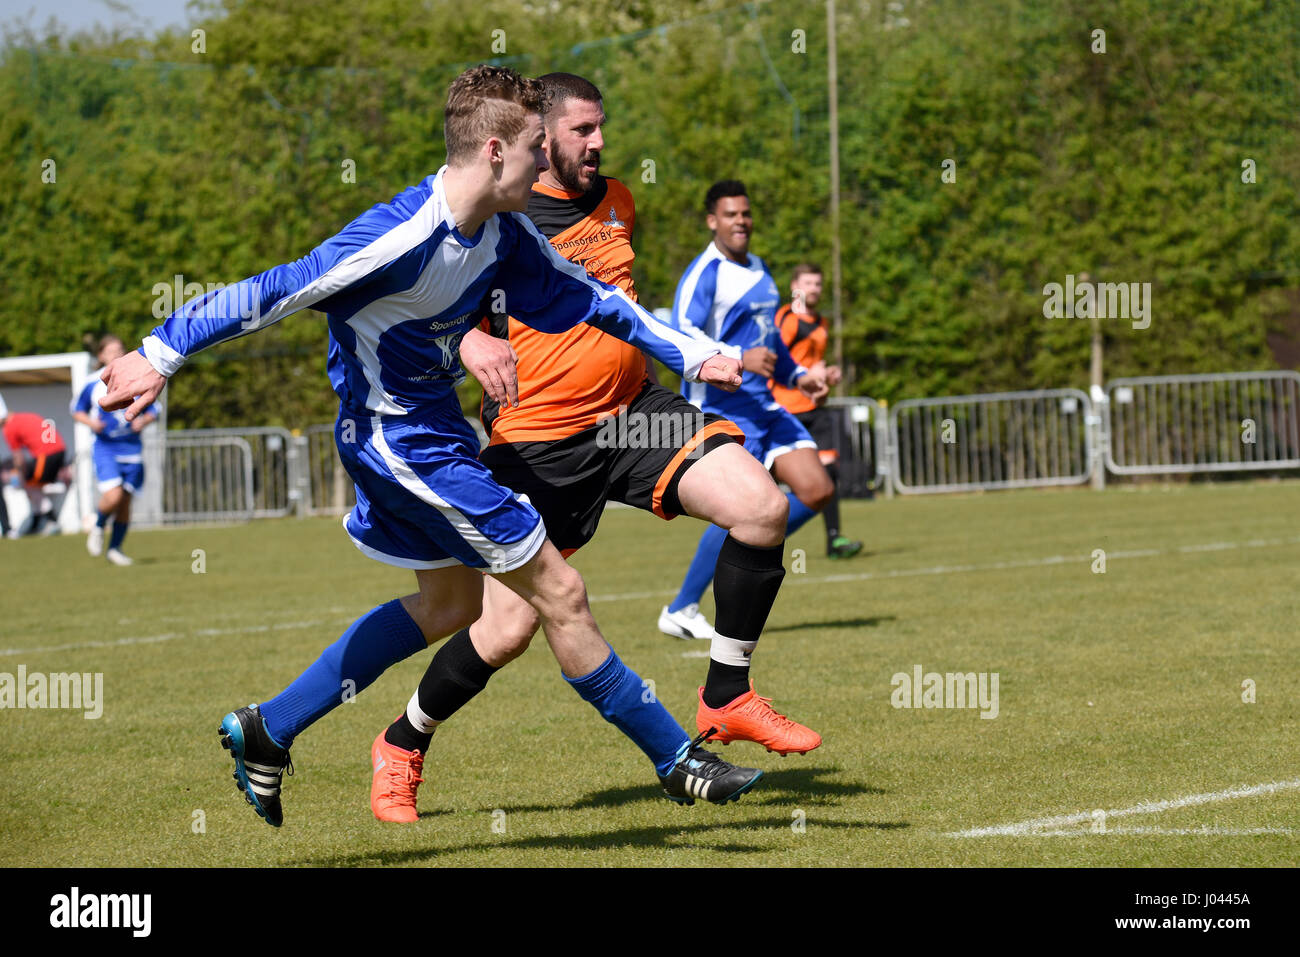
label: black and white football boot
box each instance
[659,728,763,805]
[218,704,293,827]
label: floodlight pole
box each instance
[1084,271,1107,490]
[1090,305,1107,491]
[827,0,845,396]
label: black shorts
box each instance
[795,407,840,465]
[795,407,835,449]
[23,449,67,485]
[479,382,742,553]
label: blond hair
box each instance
[444,65,546,165]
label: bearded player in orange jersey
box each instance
[369,73,825,822]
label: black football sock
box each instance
[384,711,432,754]
[823,462,842,544]
[704,535,786,709]
[384,627,499,752]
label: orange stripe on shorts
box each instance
[650,420,745,520]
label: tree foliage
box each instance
[2,0,1296,427]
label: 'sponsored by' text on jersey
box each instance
[483,177,650,444]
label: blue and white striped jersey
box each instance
[142,167,726,417]
[669,241,807,422]
[73,373,158,454]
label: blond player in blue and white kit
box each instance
[100,66,763,826]
[72,334,158,566]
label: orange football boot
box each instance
[370,730,425,823]
[696,682,822,755]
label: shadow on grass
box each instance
[845,543,909,559]
[305,814,909,866]
[743,765,887,801]
[298,766,901,865]
[763,615,895,633]
[490,765,881,815]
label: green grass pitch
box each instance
[2,480,1297,866]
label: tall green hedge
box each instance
[2,0,1296,426]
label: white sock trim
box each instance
[709,634,757,667]
[406,692,441,736]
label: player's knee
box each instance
[492,607,542,664]
[491,626,537,665]
[409,591,481,642]
[541,562,590,622]
[799,475,835,512]
[755,482,789,533]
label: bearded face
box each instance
[543,97,605,194]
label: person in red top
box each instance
[0,406,68,537]
[0,390,8,536]
[770,263,863,559]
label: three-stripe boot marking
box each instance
[658,730,762,806]
[685,771,712,801]
[245,761,284,798]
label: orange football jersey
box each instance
[770,303,829,414]
[483,177,648,445]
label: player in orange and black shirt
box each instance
[370,73,822,821]
[771,263,863,559]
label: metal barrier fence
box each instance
[890,389,1095,494]
[167,427,297,518]
[825,396,892,499]
[161,435,255,523]
[1105,371,1300,474]
[137,371,1300,523]
[302,423,355,517]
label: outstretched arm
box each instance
[102,208,403,415]
[498,217,741,389]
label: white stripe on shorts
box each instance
[367,415,546,574]
[763,439,817,470]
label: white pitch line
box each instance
[1004,827,1294,837]
[947,778,1300,837]
[587,535,1300,604]
[0,618,343,657]
[7,535,1299,657]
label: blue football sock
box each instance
[96,510,112,529]
[785,492,818,536]
[668,523,728,613]
[108,521,129,551]
[259,599,426,748]
[565,648,690,776]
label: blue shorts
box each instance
[730,406,818,470]
[338,402,546,573]
[93,443,145,494]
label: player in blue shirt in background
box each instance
[661,180,833,750]
[100,66,760,826]
[72,334,158,566]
